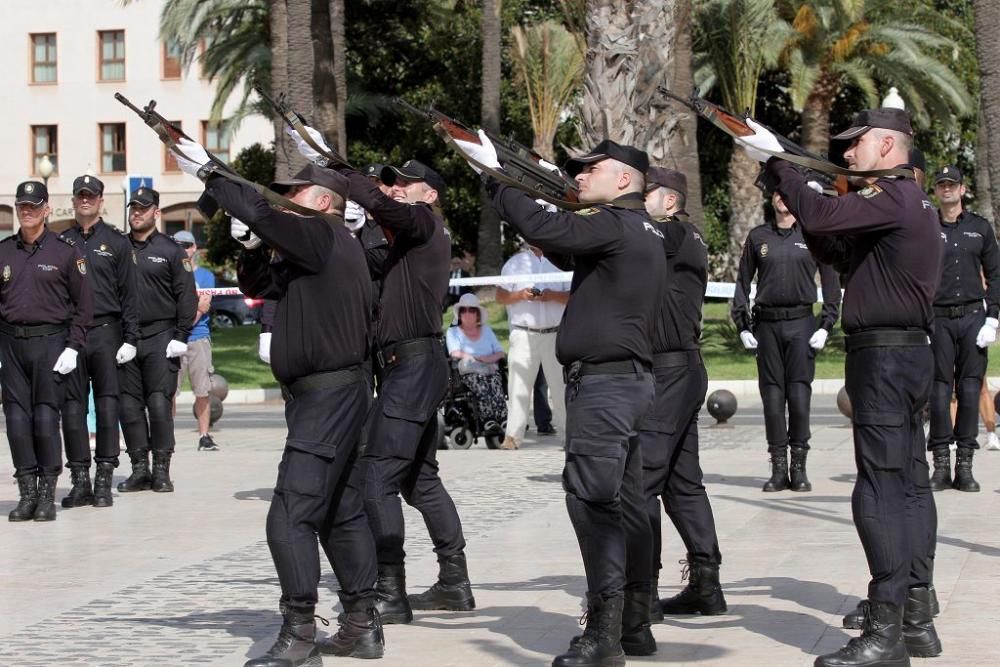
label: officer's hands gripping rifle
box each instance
[254,85,352,169]
[395,98,589,210]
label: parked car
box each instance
[209,279,263,328]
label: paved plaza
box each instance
[2,396,1000,666]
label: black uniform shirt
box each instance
[355,216,390,325]
[209,177,372,385]
[766,159,940,333]
[0,227,93,350]
[653,217,708,352]
[487,183,666,367]
[129,230,197,342]
[340,169,450,347]
[934,209,1000,316]
[731,222,842,332]
[61,218,140,345]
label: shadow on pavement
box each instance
[725,576,854,616]
[472,575,585,592]
[526,473,562,484]
[703,473,766,489]
[234,488,273,501]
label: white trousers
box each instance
[504,328,566,443]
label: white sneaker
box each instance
[986,432,1000,451]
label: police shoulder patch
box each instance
[857,184,883,199]
[575,207,600,216]
[59,235,76,247]
[182,258,193,272]
[76,258,87,275]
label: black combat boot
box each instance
[762,449,790,492]
[656,558,727,616]
[929,448,952,492]
[244,604,322,667]
[151,451,174,493]
[902,586,942,657]
[93,462,115,508]
[338,564,412,625]
[620,588,656,656]
[61,465,95,508]
[33,475,58,521]
[553,593,625,667]
[318,595,385,659]
[789,447,812,492]
[815,600,909,667]
[8,475,38,522]
[842,601,864,630]
[952,448,980,492]
[408,553,476,611]
[118,450,152,492]
[649,574,664,623]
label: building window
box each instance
[163,39,182,79]
[31,33,57,83]
[98,30,125,81]
[164,121,182,172]
[31,125,58,175]
[202,120,231,165]
[100,123,126,173]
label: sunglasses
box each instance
[179,242,194,249]
[458,307,478,313]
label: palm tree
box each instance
[477,0,503,276]
[975,0,1000,223]
[270,0,293,178]
[779,0,973,155]
[694,0,791,278]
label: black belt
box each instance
[754,305,814,321]
[845,329,929,352]
[653,350,702,368]
[512,324,560,334]
[563,358,649,383]
[281,366,363,400]
[0,321,68,338]
[932,302,982,319]
[376,336,443,369]
[140,319,174,338]
[90,315,120,328]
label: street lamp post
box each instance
[38,154,54,188]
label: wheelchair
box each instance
[437,358,508,450]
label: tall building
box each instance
[0,0,273,239]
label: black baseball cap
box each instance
[15,181,48,205]
[831,108,913,141]
[73,174,105,196]
[364,163,386,181]
[933,164,962,184]
[381,159,447,196]
[565,139,650,178]
[908,148,927,173]
[270,163,350,198]
[645,167,687,197]
[128,186,160,208]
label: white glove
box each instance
[230,217,262,250]
[259,332,272,364]
[173,138,213,177]
[453,129,500,175]
[976,317,999,348]
[537,158,560,174]
[52,348,78,375]
[284,125,331,166]
[165,339,188,359]
[115,342,137,365]
[344,200,366,224]
[737,118,784,163]
[809,328,829,350]
[534,198,558,213]
[806,180,825,194]
[740,330,759,350]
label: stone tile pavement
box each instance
[1,397,999,666]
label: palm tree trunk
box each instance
[975,0,1000,224]
[330,0,348,153]
[666,0,704,227]
[310,0,338,149]
[726,148,764,279]
[285,0,313,174]
[801,84,835,157]
[270,0,292,179]
[477,0,503,276]
[578,0,637,146]
[976,104,994,224]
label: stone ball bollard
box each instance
[208,373,229,402]
[837,385,852,420]
[706,389,737,426]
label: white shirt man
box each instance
[496,244,570,449]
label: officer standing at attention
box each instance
[732,190,841,493]
[925,164,1000,492]
[741,107,943,665]
[288,128,473,625]
[642,167,727,623]
[457,132,666,667]
[58,175,140,509]
[2,181,93,521]
[173,140,385,662]
[117,187,197,495]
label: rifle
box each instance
[115,93,341,224]
[254,85,352,169]
[658,87,914,194]
[395,98,586,210]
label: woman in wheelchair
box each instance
[445,293,508,437]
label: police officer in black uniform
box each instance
[458,133,666,666]
[926,164,1000,492]
[732,191,841,493]
[742,107,943,665]
[117,187,197,495]
[642,167,726,623]
[58,175,140,509]
[192,157,383,663]
[2,181,93,522]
